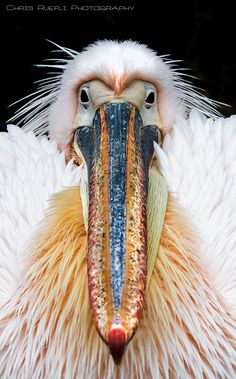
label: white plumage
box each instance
[156,111,236,309]
[0,41,236,378]
[0,125,81,306]
[1,112,236,378]
[9,40,219,148]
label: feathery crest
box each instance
[8,40,223,141]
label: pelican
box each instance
[0,40,235,379]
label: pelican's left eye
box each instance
[145,89,155,109]
[79,87,91,109]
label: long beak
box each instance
[75,103,159,364]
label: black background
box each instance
[0,0,235,132]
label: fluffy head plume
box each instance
[9,40,221,149]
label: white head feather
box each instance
[9,40,220,149]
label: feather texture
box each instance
[8,40,221,149]
[0,125,81,306]
[0,112,236,378]
[154,110,236,309]
[0,187,235,379]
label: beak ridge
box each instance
[75,102,159,363]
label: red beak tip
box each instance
[108,327,126,365]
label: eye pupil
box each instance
[80,88,90,103]
[145,91,155,104]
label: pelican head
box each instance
[11,40,218,365]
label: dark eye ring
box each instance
[80,87,90,109]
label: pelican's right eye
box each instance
[144,89,155,109]
[79,87,91,109]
